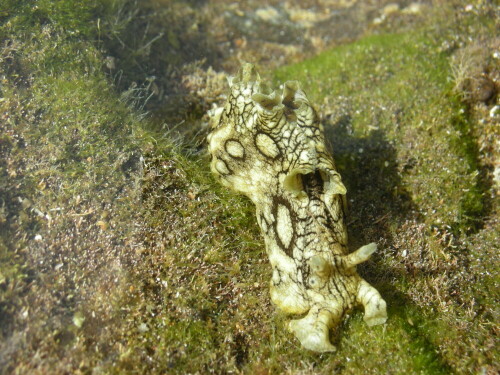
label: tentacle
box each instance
[232,62,260,84]
[344,242,378,268]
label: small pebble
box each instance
[97,220,108,230]
[383,4,400,16]
[255,7,280,22]
[73,312,85,328]
[403,3,423,15]
[138,323,149,333]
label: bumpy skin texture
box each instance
[207,64,387,352]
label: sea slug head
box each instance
[207,63,346,206]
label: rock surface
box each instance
[0,0,498,374]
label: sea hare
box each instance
[207,63,387,352]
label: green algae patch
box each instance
[0,2,265,373]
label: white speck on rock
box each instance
[138,323,149,333]
[403,3,423,15]
[255,7,280,22]
[383,4,400,16]
[493,165,500,188]
[489,105,499,118]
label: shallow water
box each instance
[0,1,498,374]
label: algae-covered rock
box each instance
[0,0,497,374]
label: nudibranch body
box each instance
[207,63,387,352]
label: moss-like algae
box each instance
[0,1,498,374]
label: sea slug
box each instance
[207,63,387,352]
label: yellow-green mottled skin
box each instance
[208,63,387,352]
